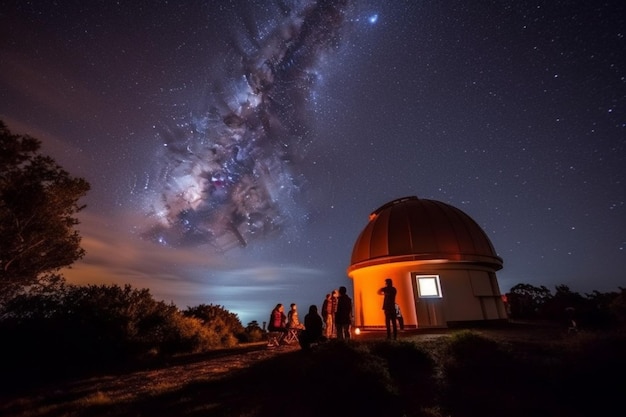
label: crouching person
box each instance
[299,304,326,350]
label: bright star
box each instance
[368,14,378,24]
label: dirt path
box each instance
[4,343,300,413]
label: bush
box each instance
[183,304,244,347]
[0,284,248,392]
[367,340,438,413]
[242,320,265,343]
[441,331,517,417]
[248,340,403,417]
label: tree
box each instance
[506,283,553,319]
[0,283,215,384]
[183,304,245,345]
[244,320,264,342]
[542,284,586,320]
[0,121,90,300]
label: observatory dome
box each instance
[349,196,503,272]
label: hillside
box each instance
[2,322,623,417]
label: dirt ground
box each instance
[1,321,566,416]
[8,342,301,409]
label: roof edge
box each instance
[347,253,504,273]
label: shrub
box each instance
[367,340,438,415]
[0,284,249,392]
[249,340,403,417]
[441,331,516,417]
[242,320,265,343]
[183,304,244,346]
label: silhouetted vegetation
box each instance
[505,283,626,329]
[441,328,626,417]
[0,282,253,393]
[0,121,90,302]
[1,277,624,399]
[2,327,625,417]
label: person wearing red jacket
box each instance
[268,303,287,333]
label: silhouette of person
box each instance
[378,278,398,339]
[300,305,325,349]
[335,286,353,340]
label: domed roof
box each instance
[348,196,503,271]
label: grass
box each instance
[1,322,624,417]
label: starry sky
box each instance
[1,0,624,325]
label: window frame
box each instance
[414,274,443,298]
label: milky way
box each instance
[140,0,350,251]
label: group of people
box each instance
[267,302,324,349]
[267,303,304,333]
[267,285,353,349]
[268,278,402,348]
[321,286,353,340]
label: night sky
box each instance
[1,0,624,325]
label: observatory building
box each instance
[347,196,507,329]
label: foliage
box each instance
[2,269,625,400]
[541,284,586,320]
[434,329,626,417]
[583,287,626,328]
[367,339,438,413]
[608,288,626,325]
[506,283,552,318]
[506,283,626,329]
[0,283,236,390]
[245,340,403,417]
[245,319,261,330]
[0,121,90,301]
[243,319,265,342]
[3,324,626,416]
[440,331,514,416]
[183,303,244,346]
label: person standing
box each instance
[378,278,398,340]
[335,286,353,340]
[331,289,339,337]
[321,293,334,338]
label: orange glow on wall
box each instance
[349,261,422,329]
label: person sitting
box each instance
[282,303,304,344]
[299,305,326,350]
[287,303,305,330]
[268,303,288,333]
[395,303,404,331]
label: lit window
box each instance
[415,275,442,298]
